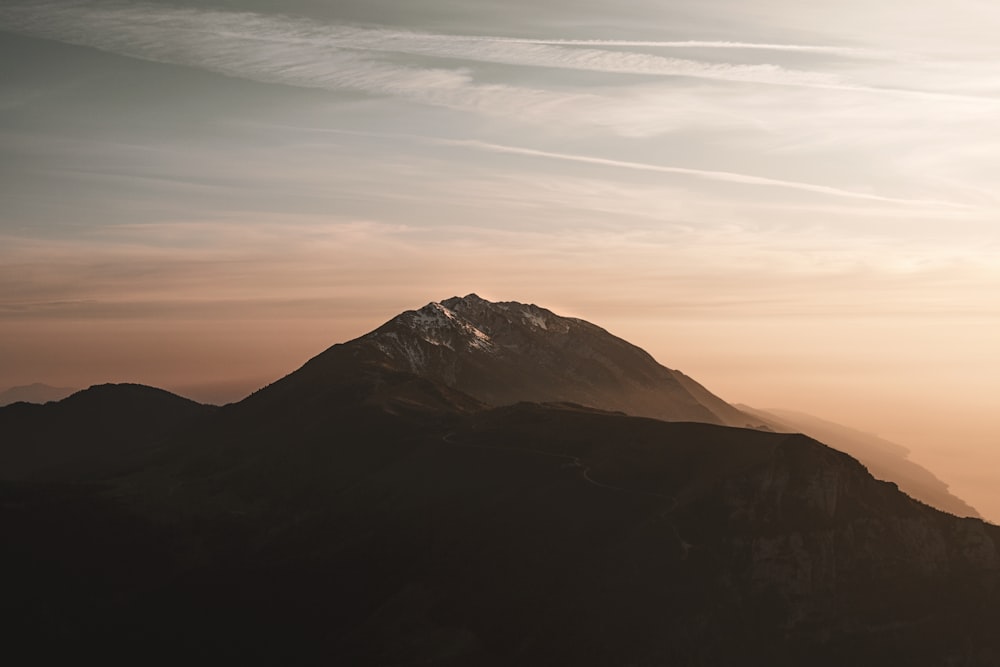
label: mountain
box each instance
[4,296,999,664]
[263,293,973,516]
[0,382,77,406]
[739,405,980,518]
[0,383,216,480]
[287,293,762,427]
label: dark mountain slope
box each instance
[0,383,215,480]
[240,335,483,417]
[3,359,1000,665]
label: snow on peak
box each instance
[491,300,554,332]
[440,294,574,336]
[412,302,457,327]
[402,302,495,352]
[521,310,548,330]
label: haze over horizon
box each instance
[2,1,998,521]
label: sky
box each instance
[2,1,999,520]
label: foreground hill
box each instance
[3,333,999,664]
[0,383,215,480]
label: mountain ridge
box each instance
[0,382,77,406]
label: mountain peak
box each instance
[439,294,567,335]
[412,301,460,327]
[348,294,725,424]
[366,300,495,368]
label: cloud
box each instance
[0,2,868,108]
[3,199,994,313]
[467,38,890,59]
[437,139,972,208]
[0,4,651,136]
[3,0,995,150]
[225,22,847,88]
[6,2,984,101]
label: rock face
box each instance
[703,435,1000,662]
[741,405,981,518]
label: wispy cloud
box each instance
[0,4,640,136]
[0,2,865,105]
[467,38,890,59]
[2,0,993,149]
[437,139,972,208]
[3,211,995,323]
[220,22,848,88]
[1,3,994,214]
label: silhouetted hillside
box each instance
[0,383,215,480]
[3,299,998,664]
[3,352,1000,665]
